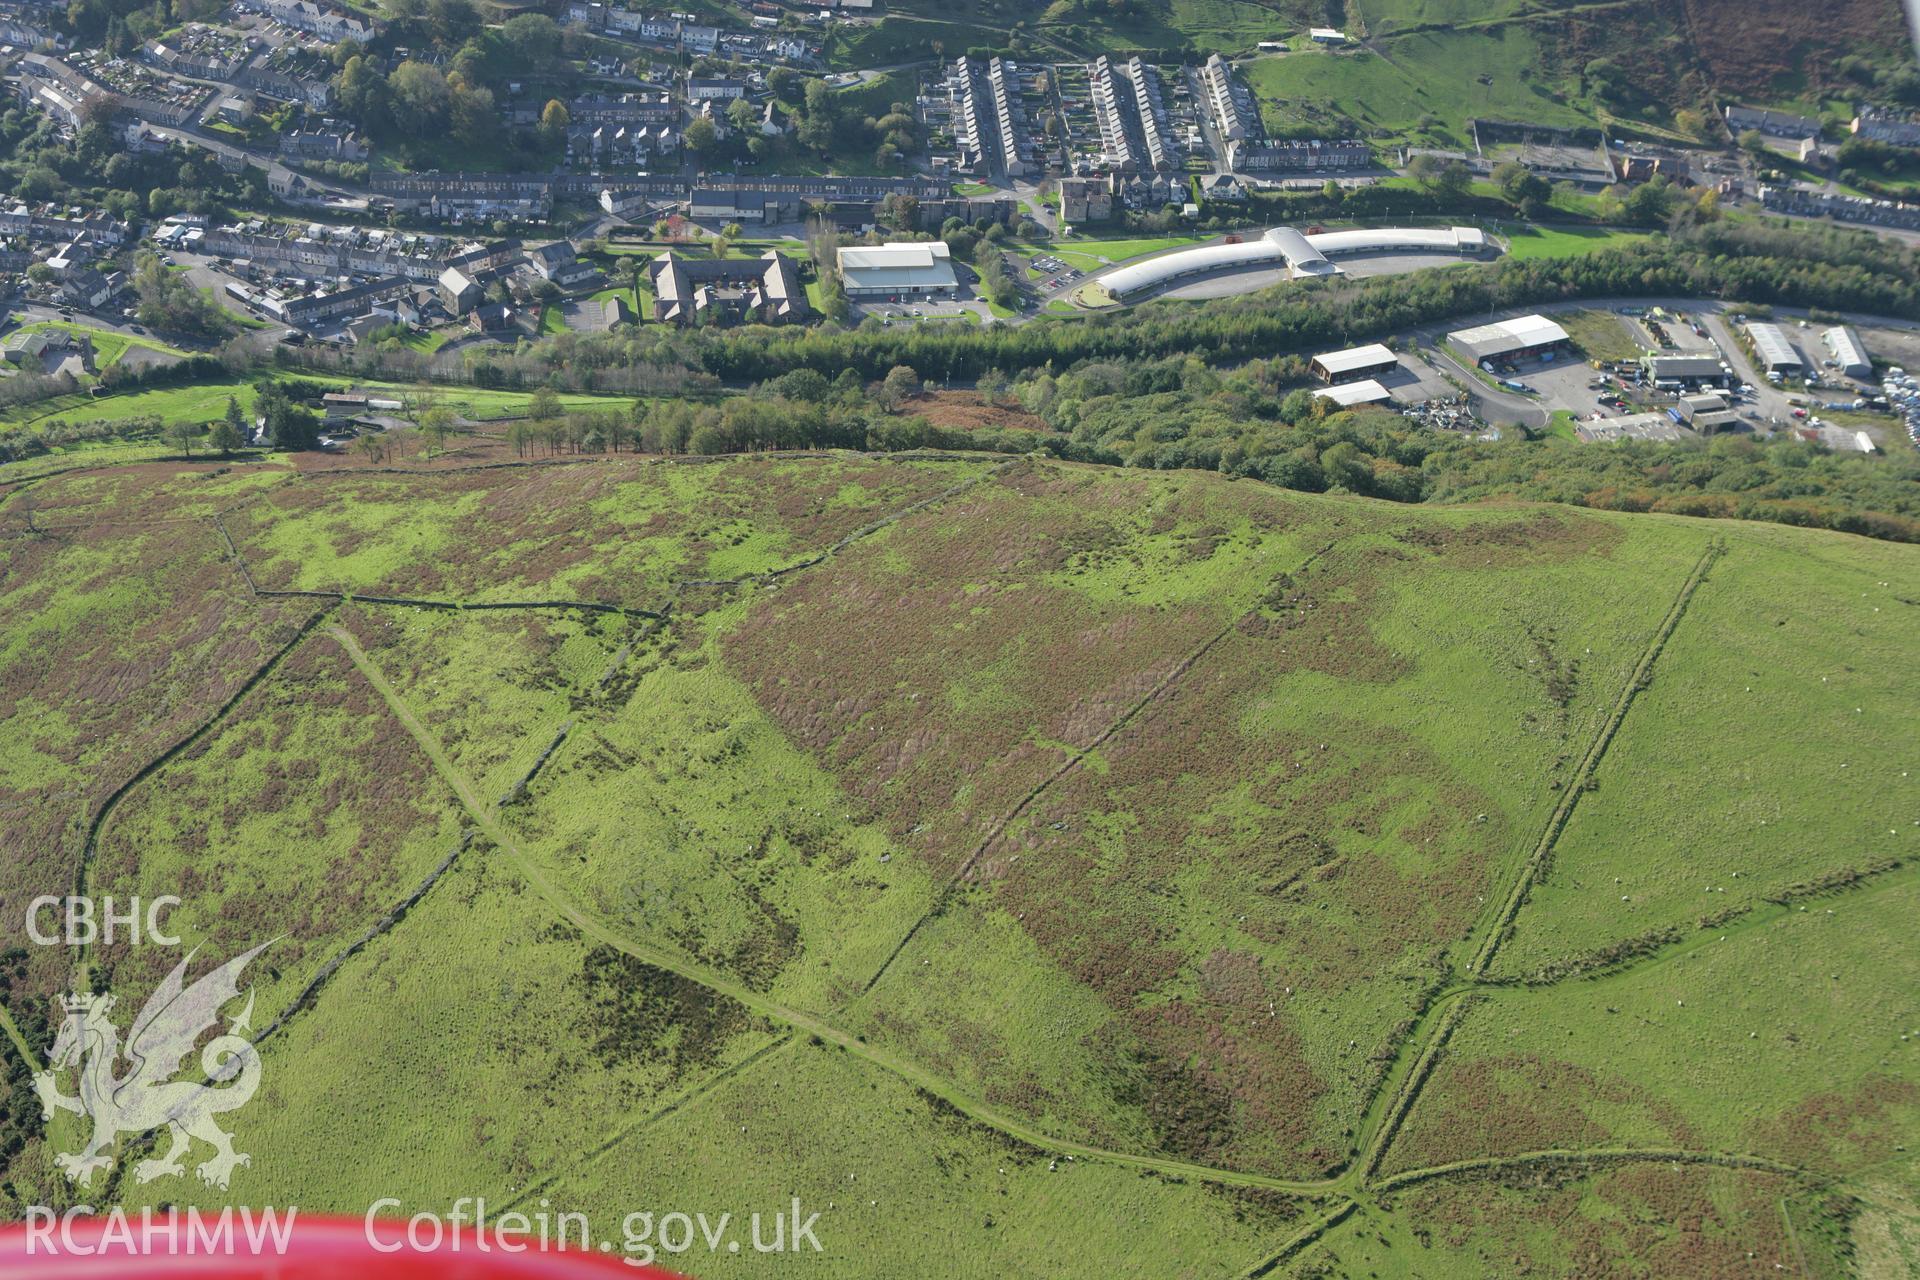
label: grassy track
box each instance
[1465,540,1723,975]
[327,622,1346,1197]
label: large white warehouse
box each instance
[1101,226,1488,300]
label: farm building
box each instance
[1313,379,1392,407]
[837,242,958,298]
[1643,354,1725,384]
[1310,343,1397,385]
[1448,315,1571,364]
[1822,325,1871,379]
[1746,322,1805,374]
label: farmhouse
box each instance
[1746,322,1804,375]
[1310,343,1397,385]
[837,242,958,299]
[322,391,369,421]
[1447,314,1570,364]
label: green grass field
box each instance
[1555,307,1644,361]
[1050,235,1210,262]
[1501,225,1657,261]
[828,15,1006,68]
[9,320,190,369]
[89,634,469,1022]
[223,455,982,611]
[0,377,639,436]
[1242,31,1596,146]
[0,377,261,433]
[1,451,1915,1273]
[1035,0,1294,52]
[1493,525,1919,980]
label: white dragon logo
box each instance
[33,942,269,1191]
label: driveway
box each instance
[1422,342,1549,430]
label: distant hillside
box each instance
[1680,0,1915,101]
[882,0,1917,132]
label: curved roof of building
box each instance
[1102,225,1485,298]
[1265,226,1330,273]
[1308,226,1484,256]
[1101,236,1293,298]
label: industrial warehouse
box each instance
[1447,314,1572,365]
[1313,379,1394,407]
[836,242,960,299]
[1746,322,1806,375]
[1823,325,1872,379]
[1644,354,1729,385]
[1310,343,1398,384]
[1100,226,1490,299]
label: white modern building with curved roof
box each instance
[1102,226,1489,300]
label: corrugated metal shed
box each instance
[1747,322,1804,371]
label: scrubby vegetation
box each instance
[2,447,1915,1272]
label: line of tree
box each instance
[416,348,1920,545]
[253,216,1920,542]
